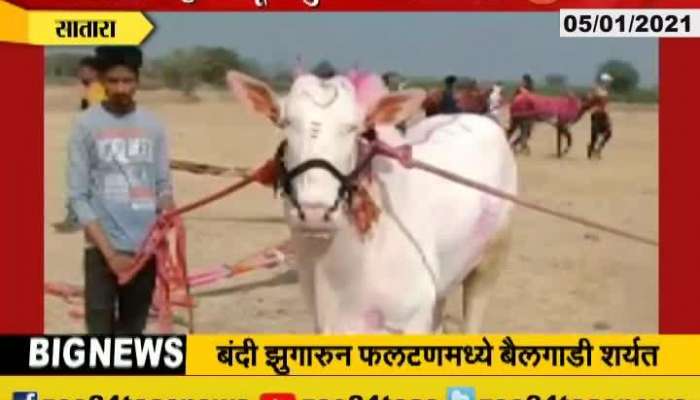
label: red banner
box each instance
[7,0,700,11]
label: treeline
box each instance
[45,47,657,103]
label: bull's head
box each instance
[226,69,425,236]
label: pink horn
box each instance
[293,54,305,78]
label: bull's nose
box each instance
[297,204,331,222]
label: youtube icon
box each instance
[261,393,296,400]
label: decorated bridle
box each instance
[272,129,378,222]
[269,72,393,222]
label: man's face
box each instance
[78,66,97,86]
[101,65,138,107]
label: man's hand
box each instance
[158,195,176,215]
[106,252,135,274]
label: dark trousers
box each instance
[589,110,612,157]
[84,248,156,334]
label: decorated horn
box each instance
[294,54,305,78]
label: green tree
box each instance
[545,73,568,87]
[597,59,640,93]
[154,47,245,97]
[45,52,87,78]
[154,49,201,97]
[195,47,242,86]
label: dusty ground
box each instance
[44,85,658,334]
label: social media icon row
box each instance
[12,387,474,400]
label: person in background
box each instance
[511,73,536,152]
[78,56,106,110]
[587,72,614,159]
[438,75,461,114]
[382,71,406,92]
[488,81,505,123]
[67,46,175,334]
[515,73,535,96]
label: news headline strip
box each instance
[0,1,153,45]
[2,335,697,376]
[188,335,700,376]
[211,336,660,376]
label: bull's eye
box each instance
[278,118,291,129]
[344,124,360,135]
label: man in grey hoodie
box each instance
[67,46,174,334]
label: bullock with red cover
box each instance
[506,75,612,158]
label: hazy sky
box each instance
[100,13,663,86]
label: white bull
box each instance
[227,69,518,334]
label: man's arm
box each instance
[67,122,132,271]
[155,126,175,213]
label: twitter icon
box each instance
[447,387,476,400]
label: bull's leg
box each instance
[556,127,562,158]
[433,297,447,333]
[588,125,598,159]
[295,265,320,333]
[506,119,520,149]
[461,228,512,333]
[522,121,532,155]
[596,130,612,158]
[556,125,572,158]
[562,128,572,156]
[509,121,530,155]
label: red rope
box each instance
[371,141,658,247]
[45,241,292,326]
[112,158,280,333]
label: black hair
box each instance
[94,46,143,75]
[78,56,100,70]
[444,75,457,86]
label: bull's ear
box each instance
[226,70,281,124]
[365,89,426,127]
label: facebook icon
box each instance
[13,392,38,400]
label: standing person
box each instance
[439,75,461,114]
[382,72,398,91]
[587,72,614,159]
[510,73,536,153]
[382,71,407,92]
[78,56,106,110]
[67,46,175,334]
[488,81,505,124]
[515,73,535,95]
